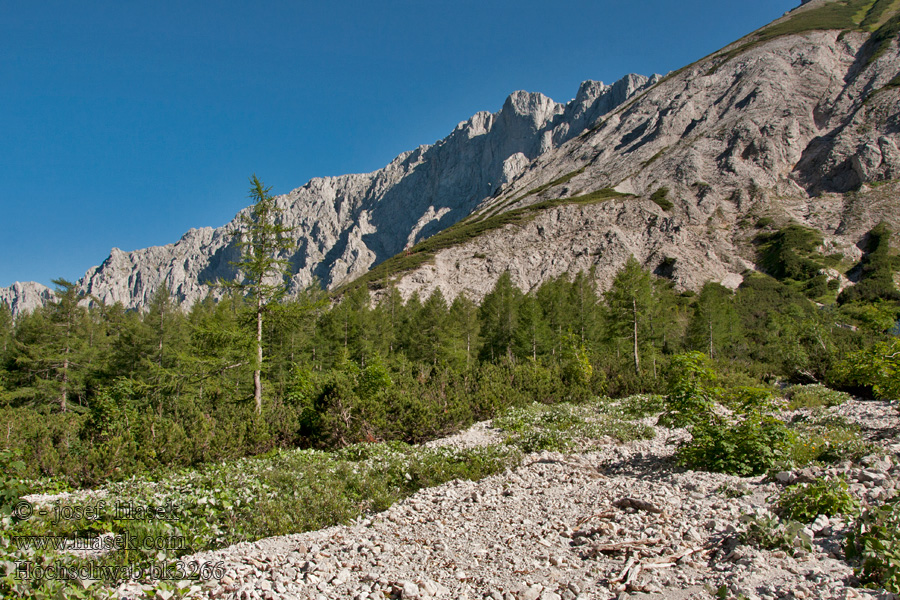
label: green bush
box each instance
[0,448,28,516]
[720,385,777,414]
[776,477,859,523]
[838,338,900,403]
[659,352,718,428]
[785,384,852,410]
[846,494,900,593]
[677,412,794,476]
[742,512,812,555]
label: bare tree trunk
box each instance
[61,355,68,413]
[632,298,640,375]
[255,295,263,414]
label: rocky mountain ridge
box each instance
[5,0,900,315]
[0,75,655,316]
[380,8,900,302]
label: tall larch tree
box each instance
[605,257,655,375]
[224,175,295,413]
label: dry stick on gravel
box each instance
[574,509,617,527]
[588,537,663,557]
[644,544,709,566]
[612,544,710,587]
[613,497,664,514]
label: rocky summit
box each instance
[3,0,900,316]
[0,75,654,315]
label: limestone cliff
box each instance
[380,5,900,302]
[0,76,653,315]
[5,0,900,314]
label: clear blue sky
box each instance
[1,0,795,288]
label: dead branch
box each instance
[614,497,664,514]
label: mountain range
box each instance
[3,0,900,316]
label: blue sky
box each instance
[1,0,794,288]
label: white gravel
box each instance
[108,399,899,600]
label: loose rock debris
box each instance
[114,399,899,600]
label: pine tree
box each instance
[14,279,89,411]
[222,175,295,413]
[419,289,450,365]
[568,271,603,345]
[514,294,552,361]
[371,284,402,358]
[535,275,570,358]
[0,302,13,400]
[447,293,480,371]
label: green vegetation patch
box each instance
[0,441,521,597]
[677,411,795,476]
[523,167,587,199]
[756,223,825,281]
[846,494,900,593]
[742,511,814,555]
[494,400,655,453]
[785,383,852,410]
[776,477,860,523]
[707,0,899,75]
[838,221,900,304]
[787,413,879,465]
[650,187,673,211]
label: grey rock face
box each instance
[385,29,900,303]
[0,76,653,315]
[0,281,52,316]
[5,20,900,315]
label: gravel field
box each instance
[107,399,900,600]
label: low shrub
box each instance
[610,393,666,419]
[741,511,812,555]
[494,401,655,453]
[677,412,794,476]
[785,384,851,410]
[786,415,878,466]
[659,352,719,428]
[845,494,900,593]
[0,448,28,516]
[775,477,859,523]
[720,385,778,414]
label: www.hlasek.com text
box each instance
[11,532,188,552]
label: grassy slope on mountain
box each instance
[338,188,629,294]
[711,0,900,74]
